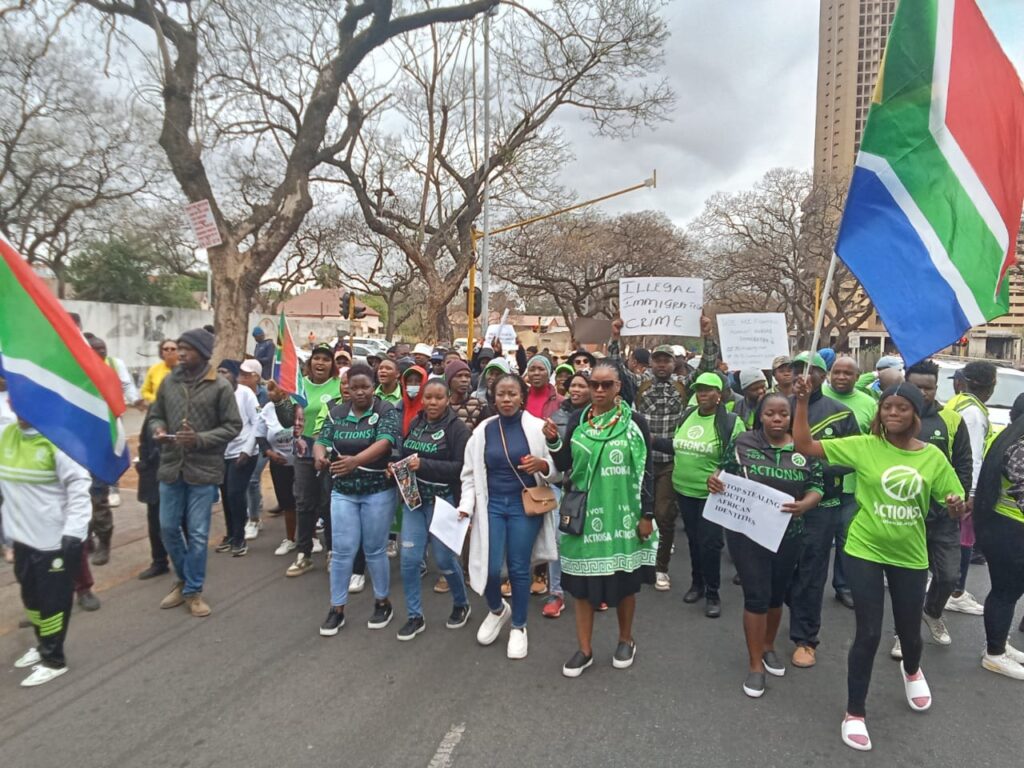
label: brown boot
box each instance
[160,581,185,609]
[186,594,211,618]
[91,531,112,566]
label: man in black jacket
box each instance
[788,351,860,669]
[904,360,973,649]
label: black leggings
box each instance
[727,530,802,614]
[977,513,1024,656]
[845,554,928,717]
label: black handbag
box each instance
[558,439,606,536]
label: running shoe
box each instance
[655,572,671,591]
[923,613,951,645]
[215,537,232,553]
[397,616,426,641]
[542,594,565,618]
[447,604,472,629]
[274,539,296,556]
[367,600,394,630]
[349,573,366,593]
[982,652,1024,680]
[286,553,313,577]
[945,591,984,615]
[320,608,345,637]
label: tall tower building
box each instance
[813,0,899,186]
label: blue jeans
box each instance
[400,496,469,618]
[247,453,269,520]
[159,480,217,596]
[484,494,543,628]
[329,488,396,607]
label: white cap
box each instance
[240,359,263,376]
[413,343,434,357]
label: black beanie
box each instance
[217,359,241,378]
[880,382,925,417]
[178,328,215,360]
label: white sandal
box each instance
[841,716,872,751]
[901,662,932,712]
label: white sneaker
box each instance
[108,490,121,507]
[349,574,366,594]
[476,600,511,646]
[286,553,313,577]
[890,636,903,660]
[945,591,984,615]
[981,652,1024,680]
[311,538,324,554]
[1004,643,1024,665]
[507,627,528,659]
[14,647,41,669]
[274,539,296,556]
[922,613,951,645]
[244,520,262,540]
[21,664,68,687]
[655,572,671,592]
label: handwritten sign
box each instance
[185,199,223,249]
[618,277,702,337]
[716,312,789,372]
[484,324,517,350]
[703,472,794,553]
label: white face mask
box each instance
[405,385,421,398]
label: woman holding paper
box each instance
[458,373,560,661]
[313,364,400,638]
[707,392,823,699]
[546,361,656,678]
[793,379,965,752]
[392,379,472,641]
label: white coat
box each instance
[458,411,561,595]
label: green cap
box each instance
[652,344,676,358]
[693,372,724,391]
[793,350,827,372]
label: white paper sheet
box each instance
[703,472,794,554]
[429,497,471,554]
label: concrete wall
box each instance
[62,300,349,380]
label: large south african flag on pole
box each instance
[835,0,1024,364]
[0,237,129,483]
[273,311,306,406]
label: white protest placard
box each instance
[484,324,517,349]
[703,472,794,553]
[429,497,471,554]
[618,277,703,337]
[185,199,223,249]
[716,312,789,371]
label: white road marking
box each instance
[427,723,466,768]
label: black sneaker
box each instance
[683,584,705,604]
[320,608,345,637]
[562,650,593,678]
[762,650,785,677]
[705,596,721,618]
[137,563,169,580]
[367,600,394,630]
[612,640,637,669]
[446,604,472,629]
[232,543,248,557]
[396,616,426,641]
[215,537,232,553]
[743,671,766,698]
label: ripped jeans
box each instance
[399,495,469,619]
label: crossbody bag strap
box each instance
[498,418,531,492]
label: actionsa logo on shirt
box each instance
[686,424,704,440]
[881,466,923,501]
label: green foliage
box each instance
[359,294,388,326]
[67,237,198,308]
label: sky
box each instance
[551,0,1024,227]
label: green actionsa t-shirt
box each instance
[302,377,342,438]
[822,435,964,570]
[824,385,877,494]
[671,411,744,499]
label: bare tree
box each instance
[0,24,150,295]
[333,0,673,341]
[494,210,693,334]
[690,168,872,348]
[52,0,500,358]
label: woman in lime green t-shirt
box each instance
[653,372,743,619]
[794,379,965,753]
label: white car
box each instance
[935,360,1024,428]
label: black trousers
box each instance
[222,457,257,547]
[678,494,723,595]
[294,459,332,557]
[924,511,961,619]
[14,542,77,669]
[146,503,168,566]
[268,462,296,510]
[789,503,841,648]
[845,554,928,717]
[977,513,1024,656]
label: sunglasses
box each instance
[588,380,616,391]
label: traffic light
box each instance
[463,286,482,319]
[339,291,352,317]
[353,302,366,320]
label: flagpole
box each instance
[808,251,839,355]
